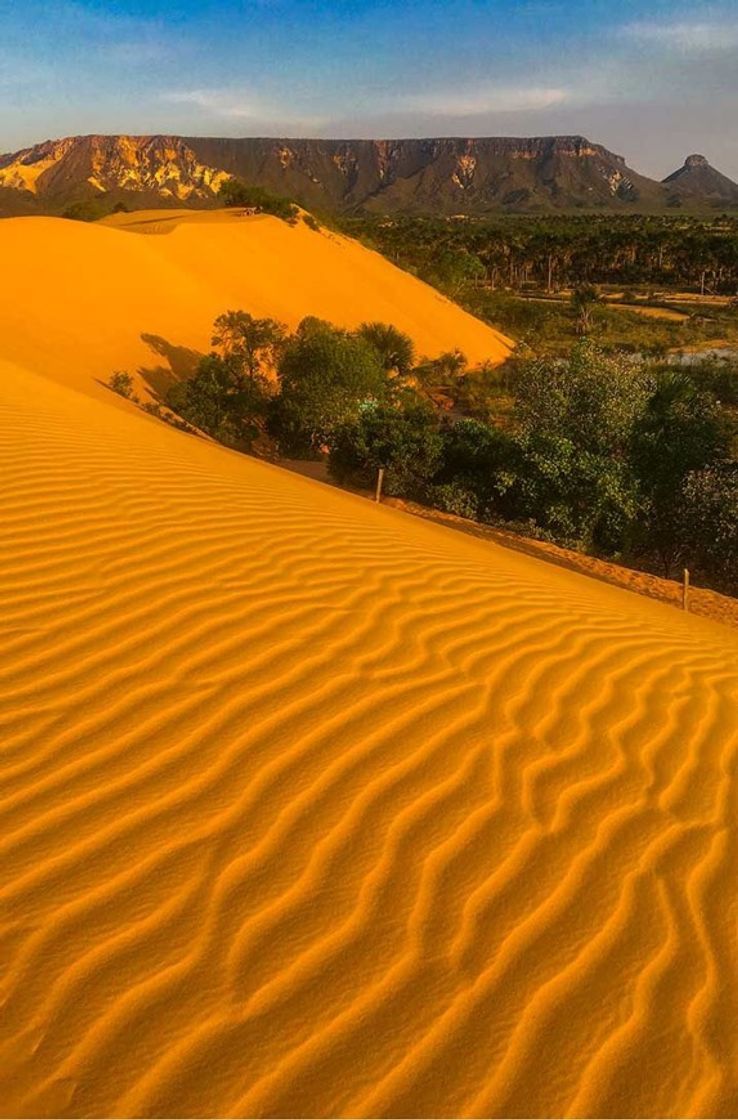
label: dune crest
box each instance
[0,210,511,403]
[1,349,738,1117]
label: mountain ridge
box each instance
[1,132,736,216]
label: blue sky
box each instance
[1,0,737,178]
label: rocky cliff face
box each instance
[0,133,735,216]
[0,135,229,205]
[184,134,658,213]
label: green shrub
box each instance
[436,419,517,516]
[427,482,479,520]
[108,371,136,399]
[504,344,653,551]
[357,322,415,377]
[328,401,442,497]
[219,179,298,223]
[167,353,268,448]
[63,199,108,222]
[211,310,286,383]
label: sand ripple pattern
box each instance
[2,365,738,1118]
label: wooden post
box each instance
[375,467,385,503]
[682,567,690,612]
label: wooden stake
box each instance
[682,567,690,612]
[375,467,385,503]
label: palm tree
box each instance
[357,322,415,378]
[570,284,602,335]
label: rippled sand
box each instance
[1,215,737,1118]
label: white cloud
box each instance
[161,88,328,131]
[399,85,569,117]
[624,19,738,54]
[162,83,572,134]
[163,89,261,118]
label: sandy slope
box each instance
[2,348,738,1119]
[0,211,511,402]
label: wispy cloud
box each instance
[163,89,262,118]
[161,88,328,131]
[399,85,569,117]
[623,19,738,54]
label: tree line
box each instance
[340,213,738,296]
[110,310,738,596]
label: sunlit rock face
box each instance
[0,135,228,203]
[2,133,737,216]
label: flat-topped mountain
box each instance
[185,134,662,212]
[1,133,736,216]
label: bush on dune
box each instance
[108,371,137,400]
[432,418,518,521]
[165,311,287,448]
[211,311,286,383]
[219,178,299,223]
[504,343,652,552]
[167,354,269,447]
[62,199,110,222]
[329,401,442,497]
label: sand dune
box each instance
[1,337,738,1118]
[2,212,738,1118]
[0,210,511,403]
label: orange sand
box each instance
[384,496,738,631]
[0,210,511,403]
[2,217,738,1119]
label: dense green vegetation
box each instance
[330,402,443,498]
[111,306,738,598]
[165,311,283,445]
[267,319,388,455]
[339,213,738,356]
[324,344,737,592]
[340,213,738,293]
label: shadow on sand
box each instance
[138,333,204,400]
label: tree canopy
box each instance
[269,318,390,455]
[211,311,286,384]
[631,371,729,573]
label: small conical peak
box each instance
[684,154,710,168]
